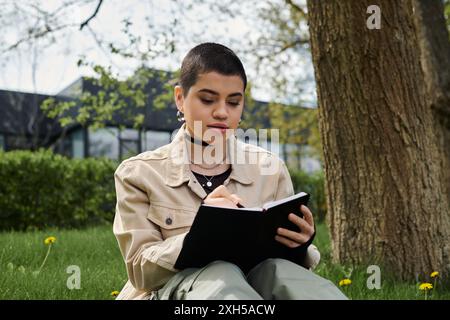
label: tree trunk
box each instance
[412,0,450,205]
[307,0,450,280]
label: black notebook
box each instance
[174,192,311,273]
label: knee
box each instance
[203,260,244,277]
[262,258,288,266]
[248,258,310,280]
[256,258,303,270]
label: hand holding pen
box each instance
[201,185,245,209]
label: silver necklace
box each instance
[201,174,214,188]
[190,160,221,188]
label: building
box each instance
[0,89,76,154]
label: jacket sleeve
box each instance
[274,160,321,270]
[113,162,187,291]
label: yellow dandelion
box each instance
[44,236,56,245]
[431,271,439,292]
[37,236,56,274]
[419,283,433,291]
[339,279,352,286]
[419,282,433,300]
[111,291,120,297]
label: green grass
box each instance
[0,223,449,299]
[0,225,127,299]
[312,223,450,300]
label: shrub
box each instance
[289,169,326,222]
[0,149,118,231]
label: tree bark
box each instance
[307,0,450,280]
[412,0,450,205]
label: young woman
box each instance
[113,43,347,300]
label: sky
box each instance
[0,0,316,105]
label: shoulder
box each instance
[236,139,288,176]
[237,138,279,158]
[114,143,171,176]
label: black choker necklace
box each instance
[185,133,210,147]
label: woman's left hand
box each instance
[275,205,315,248]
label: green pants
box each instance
[153,259,348,300]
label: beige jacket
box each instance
[113,123,321,300]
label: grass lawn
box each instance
[0,225,126,300]
[1,222,448,300]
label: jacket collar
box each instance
[164,123,254,188]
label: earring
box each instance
[177,110,185,122]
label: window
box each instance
[119,128,140,160]
[120,140,139,160]
[143,130,171,151]
[89,127,119,159]
[120,128,139,140]
[55,135,73,158]
[72,129,85,158]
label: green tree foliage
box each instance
[41,65,175,131]
[269,103,323,164]
[289,169,326,222]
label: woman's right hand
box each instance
[202,185,243,208]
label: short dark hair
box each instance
[179,43,247,96]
